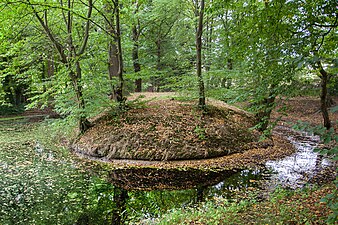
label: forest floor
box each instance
[271,95,338,129]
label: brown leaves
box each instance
[73,98,260,161]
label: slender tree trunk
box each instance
[75,62,91,133]
[115,0,124,103]
[132,26,141,91]
[196,0,206,108]
[226,58,232,88]
[107,0,124,104]
[155,40,162,92]
[132,1,142,92]
[316,61,331,130]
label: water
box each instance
[134,125,336,202]
[118,126,334,193]
[265,126,333,189]
[128,126,336,221]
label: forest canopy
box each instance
[0,0,337,133]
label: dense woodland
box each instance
[0,0,337,132]
[0,0,338,224]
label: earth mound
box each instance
[72,96,264,161]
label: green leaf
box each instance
[67,192,79,199]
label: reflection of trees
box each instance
[112,187,128,225]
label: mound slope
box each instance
[72,98,263,161]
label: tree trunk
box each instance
[317,61,331,130]
[226,58,233,89]
[107,0,124,104]
[71,62,92,134]
[132,31,141,91]
[132,1,142,92]
[152,39,162,92]
[196,0,206,108]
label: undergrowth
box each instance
[138,185,334,225]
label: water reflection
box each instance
[265,126,332,188]
[102,126,336,224]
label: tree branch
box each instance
[26,0,67,63]
[78,0,92,55]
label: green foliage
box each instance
[0,104,25,116]
[194,125,206,140]
[320,181,338,224]
[127,189,196,223]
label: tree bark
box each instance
[74,62,92,133]
[132,1,142,92]
[316,61,332,130]
[132,26,141,91]
[226,58,232,89]
[107,0,124,104]
[196,0,206,108]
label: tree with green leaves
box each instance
[0,4,41,109]
[290,0,337,130]
[23,0,94,133]
[210,0,298,133]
